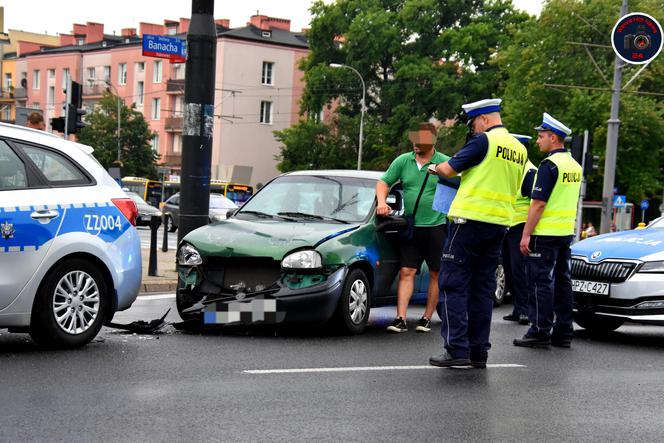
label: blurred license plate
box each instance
[572,280,609,295]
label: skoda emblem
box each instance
[1,221,14,239]
[591,251,602,260]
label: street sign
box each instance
[142,34,187,62]
[641,199,650,211]
[613,195,627,208]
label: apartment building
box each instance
[9,15,309,186]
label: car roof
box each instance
[283,169,384,180]
[0,122,94,155]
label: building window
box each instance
[87,67,96,82]
[48,69,55,80]
[260,101,272,124]
[77,38,85,46]
[173,134,182,153]
[172,63,184,80]
[151,134,159,153]
[137,62,145,72]
[48,86,55,107]
[173,96,183,117]
[262,62,274,85]
[118,63,127,85]
[4,73,12,91]
[137,81,144,106]
[152,98,160,120]
[167,26,177,36]
[153,61,162,83]
[103,66,111,82]
[33,70,40,89]
[62,68,70,89]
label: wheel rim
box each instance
[52,270,100,335]
[348,279,368,325]
[495,265,505,302]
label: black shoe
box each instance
[470,360,487,369]
[415,317,431,333]
[503,313,520,322]
[387,317,407,333]
[429,352,471,368]
[513,335,551,348]
[551,337,572,348]
[518,314,530,325]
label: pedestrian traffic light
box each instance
[66,80,86,134]
[584,152,600,176]
[50,117,65,133]
[570,134,583,164]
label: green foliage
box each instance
[499,0,664,202]
[77,92,160,179]
[276,0,529,172]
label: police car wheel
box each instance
[331,269,371,335]
[167,215,177,232]
[30,259,110,349]
[574,313,624,333]
[493,264,506,306]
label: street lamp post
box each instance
[330,63,365,170]
[100,79,121,165]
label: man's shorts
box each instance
[399,224,447,272]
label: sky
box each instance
[1,0,543,36]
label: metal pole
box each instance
[600,0,628,234]
[117,95,121,163]
[178,0,216,243]
[329,63,365,170]
[64,79,71,138]
[576,129,589,241]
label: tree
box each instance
[275,0,529,171]
[77,92,160,179]
[498,0,664,204]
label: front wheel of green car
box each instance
[176,278,203,322]
[331,268,371,335]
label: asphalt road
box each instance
[2,297,664,442]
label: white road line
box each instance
[244,364,526,374]
[137,293,176,300]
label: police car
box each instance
[571,217,664,332]
[0,123,141,348]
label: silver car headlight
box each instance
[178,243,203,266]
[638,261,664,273]
[211,214,226,222]
[282,250,322,269]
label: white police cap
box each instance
[534,112,572,138]
[510,133,532,145]
[461,98,502,118]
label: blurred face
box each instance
[27,121,45,131]
[536,131,556,153]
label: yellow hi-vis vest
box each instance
[448,127,527,226]
[533,151,582,236]
[512,160,537,227]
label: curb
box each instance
[140,280,178,294]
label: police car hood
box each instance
[572,228,664,262]
[182,217,360,260]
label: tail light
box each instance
[112,198,138,226]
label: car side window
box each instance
[20,144,90,186]
[0,140,28,190]
[170,196,179,206]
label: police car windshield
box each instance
[209,193,237,209]
[238,175,376,223]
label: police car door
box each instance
[0,139,61,310]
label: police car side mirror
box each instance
[226,208,238,218]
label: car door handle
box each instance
[30,210,59,220]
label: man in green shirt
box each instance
[376,123,449,333]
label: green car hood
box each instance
[182,218,360,260]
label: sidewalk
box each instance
[140,246,179,294]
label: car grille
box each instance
[203,257,282,293]
[570,259,637,283]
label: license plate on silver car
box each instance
[572,280,610,296]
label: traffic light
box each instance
[50,117,65,133]
[66,80,86,134]
[584,152,600,176]
[570,134,583,164]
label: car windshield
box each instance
[238,174,376,223]
[210,193,237,209]
[647,217,664,229]
[126,191,149,206]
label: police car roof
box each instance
[284,169,384,180]
[0,122,94,155]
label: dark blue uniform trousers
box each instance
[502,223,528,316]
[438,220,507,360]
[525,235,575,339]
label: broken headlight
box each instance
[178,243,203,266]
[281,250,322,270]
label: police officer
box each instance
[514,113,582,348]
[428,98,527,368]
[502,135,537,325]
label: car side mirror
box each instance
[226,208,238,218]
[386,192,404,216]
[375,215,408,233]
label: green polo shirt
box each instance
[380,151,450,226]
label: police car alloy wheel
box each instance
[331,269,371,334]
[30,259,110,348]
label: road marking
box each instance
[137,293,176,301]
[244,364,526,374]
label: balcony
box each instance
[13,88,27,100]
[0,90,14,102]
[166,79,185,94]
[83,84,107,97]
[165,116,183,132]
[161,154,181,166]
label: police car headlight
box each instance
[282,250,322,269]
[178,244,203,266]
[155,210,163,217]
[638,261,664,273]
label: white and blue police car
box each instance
[0,123,141,348]
[571,217,664,332]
